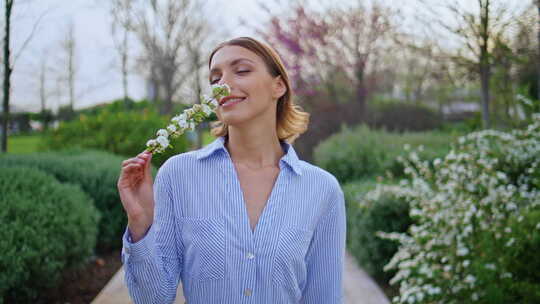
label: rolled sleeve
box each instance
[301,186,347,303]
[120,162,183,304]
[121,224,156,263]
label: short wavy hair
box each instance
[207,36,310,144]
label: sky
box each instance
[9,0,269,113]
[7,0,527,113]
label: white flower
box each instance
[156,129,169,138]
[501,272,513,278]
[457,247,469,256]
[536,223,540,230]
[167,124,177,133]
[178,119,189,129]
[146,139,157,147]
[465,274,476,284]
[156,135,169,148]
[485,263,496,270]
[506,238,515,247]
[201,104,213,116]
[185,108,195,118]
[462,260,470,267]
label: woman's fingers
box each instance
[122,157,145,168]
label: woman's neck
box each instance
[224,128,284,170]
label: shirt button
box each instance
[246,252,255,259]
[125,247,130,254]
[244,288,252,296]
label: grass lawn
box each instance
[7,134,43,154]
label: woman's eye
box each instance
[237,70,250,74]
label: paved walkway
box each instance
[92,251,390,304]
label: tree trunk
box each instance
[537,1,540,102]
[122,28,129,107]
[479,0,491,129]
[480,65,491,128]
[2,0,13,153]
[162,83,173,115]
[354,62,367,121]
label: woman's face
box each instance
[209,45,286,127]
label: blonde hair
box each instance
[207,37,310,145]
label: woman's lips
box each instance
[221,97,246,108]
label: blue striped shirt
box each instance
[121,135,346,304]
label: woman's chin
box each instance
[218,112,250,126]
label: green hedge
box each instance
[0,149,154,252]
[343,179,413,283]
[40,108,190,168]
[314,124,456,183]
[0,166,100,303]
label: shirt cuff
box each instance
[122,224,156,263]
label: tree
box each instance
[537,0,540,102]
[260,1,397,119]
[59,21,77,115]
[417,0,523,128]
[110,0,133,107]
[127,0,209,115]
[2,0,13,152]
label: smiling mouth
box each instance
[220,97,247,107]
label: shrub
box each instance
[377,114,540,304]
[343,179,413,283]
[0,166,100,302]
[41,107,190,168]
[314,124,456,183]
[0,150,150,252]
[368,102,442,132]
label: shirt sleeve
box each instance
[301,186,347,304]
[120,164,183,304]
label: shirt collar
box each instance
[195,135,303,176]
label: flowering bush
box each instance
[375,114,540,303]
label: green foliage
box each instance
[0,150,151,252]
[7,134,42,154]
[314,124,457,183]
[368,101,443,132]
[0,166,100,302]
[41,107,189,168]
[343,179,413,283]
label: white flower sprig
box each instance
[145,83,231,154]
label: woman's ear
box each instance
[272,75,287,100]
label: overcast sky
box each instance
[7,0,526,113]
[10,0,270,113]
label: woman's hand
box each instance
[117,150,154,242]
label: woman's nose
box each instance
[218,72,232,87]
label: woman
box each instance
[118,36,346,304]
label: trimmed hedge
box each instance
[0,149,155,252]
[0,166,100,302]
[314,124,456,184]
[40,108,190,168]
